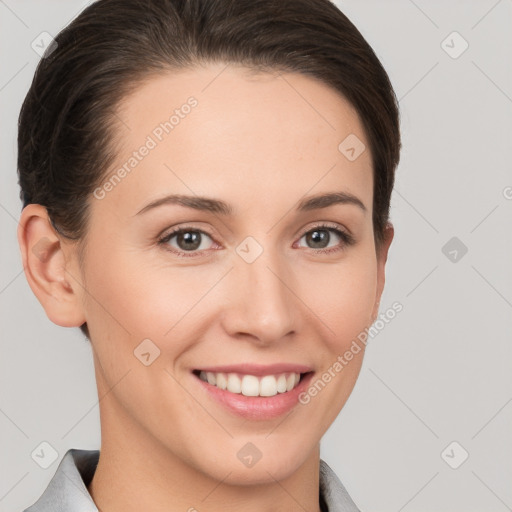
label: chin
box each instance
[195,439,316,486]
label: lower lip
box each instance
[193,372,315,421]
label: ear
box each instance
[370,222,394,323]
[17,204,86,328]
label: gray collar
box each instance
[24,448,360,512]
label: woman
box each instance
[17,0,401,510]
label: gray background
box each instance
[1,1,511,511]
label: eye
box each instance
[296,223,355,254]
[158,227,217,257]
[157,222,355,258]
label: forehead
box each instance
[96,63,373,218]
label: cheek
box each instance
[82,248,222,350]
[296,252,378,350]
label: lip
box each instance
[192,368,315,421]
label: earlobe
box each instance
[17,204,86,328]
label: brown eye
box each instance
[304,228,332,249]
[297,224,355,253]
[159,228,215,254]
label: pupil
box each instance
[178,231,201,251]
[308,229,329,248]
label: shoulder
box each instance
[23,448,99,512]
[23,450,359,512]
[319,458,361,512]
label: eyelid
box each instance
[156,221,220,245]
[297,221,351,239]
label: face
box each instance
[64,63,392,483]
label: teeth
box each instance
[259,375,278,396]
[276,374,287,393]
[227,373,242,393]
[216,372,227,390]
[241,375,260,396]
[198,371,303,396]
[286,373,295,391]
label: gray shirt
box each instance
[23,448,361,512]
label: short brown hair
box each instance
[17,0,401,338]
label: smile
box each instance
[196,370,303,397]
[192,364,315,420]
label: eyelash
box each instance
[157,222,356,258]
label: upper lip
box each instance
[194,363,313,376]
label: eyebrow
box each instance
[135,191,367,216]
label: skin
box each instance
[18,62,393,512]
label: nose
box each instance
[220,249,299,346]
